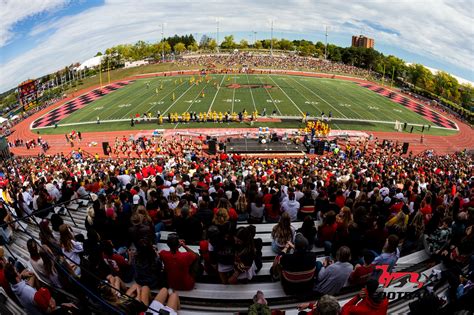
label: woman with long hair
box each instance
[99,275,150,313]
[212,208,230,226]
[39,219,60,251]
[39,245,64,288]
[131,239,163,289]
[59,224,83,276]
[215,198,238,221]
[336,206,353,244]
[235,194,249,222]
[228,227,256,284]
[271,212,295,254]
[401,211,425,255]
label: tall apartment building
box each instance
[351,35,374,48]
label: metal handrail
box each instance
[0,193,93,229]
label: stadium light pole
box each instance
[253,31,257,47]
[216,18,220,53]
[161,23,165,62]
[324,25,328,60]
[270,20,274,57]
[107,57,111,85]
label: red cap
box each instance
[34,288,52,312]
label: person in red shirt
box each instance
[317,211,338,255]
[102,241,133,282]
[348,250,375,286]
[420,195,433,224]
[159,233,199,291]
[341,279,388,315]
[335,190,346,209]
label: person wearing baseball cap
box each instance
[3,263,75,314]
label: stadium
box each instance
[0,2,473,315]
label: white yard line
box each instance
[283,75,345,129]
[147,80,187,113]
[208,75,226,114]
[162,82,196,115]
[246,73,258,112]
[185,80,212,113]
[267,75,304,115]
[284,76,321,114]
[291,76,347,118]
[256,75,282,115]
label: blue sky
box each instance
[0,0,473,93]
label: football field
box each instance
[47,74,442,131]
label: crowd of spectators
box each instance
[177,53,379,78]
[0,133,473,314]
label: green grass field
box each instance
[35,74,455,135]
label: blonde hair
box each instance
[235,194,248,214]
[212,208,229,225]
[59,224,74,252]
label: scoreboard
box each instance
[18,79,38,111]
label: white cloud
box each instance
[0,0,69,46]
[0,0,473,92]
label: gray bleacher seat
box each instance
[0,287,27,315]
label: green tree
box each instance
[187,42,199,52]
[208,39,218,51]
[328,47,342,62]
[221,35,236,49]
[407,64,428,87]
[384,55,407,79]
[298,42,316,56]
[459,84,474,109]
[152,41,172,60]
[94,52,103,57]
[254,40,263,49]
[279,39,293,51]
[174,42,186,54]
[239,39,249,49]
[130,40,152,60]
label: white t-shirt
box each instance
[62,240,83,266]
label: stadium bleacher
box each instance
[1,194,451,314]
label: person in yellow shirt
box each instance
[218,112,223,123]
[232,112,237,122]
[203,112,208,122]
[199,112,203,122]
[159,115,163,125]
[213,111,218,123]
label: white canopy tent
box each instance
[76,55,104,70]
